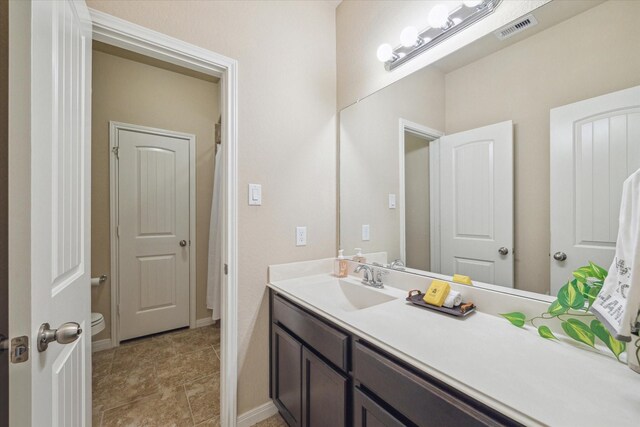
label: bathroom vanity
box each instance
[268,259,640,427]
[270,291,517,427]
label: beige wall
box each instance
[87,0,338,414]
[445,0,640,294]
[336,0,550,110]
[404,133,430,271]
[340,66,445,260]
[91,49,220,341]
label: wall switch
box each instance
[248,184,262,206]
[388,193,396,209]
[362,224,370,241]
[296,226,307,246]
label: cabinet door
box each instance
[272,325,303,427]
[354,387,407,427]
[302,348,348,427]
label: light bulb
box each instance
[463,0,482,7]
[376,43,393,62]
[400,26,420,48]
[428,4,451,29]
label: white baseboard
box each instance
[237,401,278,427]
[91,338,113,353]
[196,317,218,328]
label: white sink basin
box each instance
[302,279,398,312]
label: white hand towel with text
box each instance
[591,169,640,341]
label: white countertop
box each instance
[268,273,640,427]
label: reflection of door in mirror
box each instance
[550,85,640,294]
[440,121,514,288]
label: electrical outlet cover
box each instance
[296,226,307,246]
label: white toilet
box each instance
[91,312,105,336]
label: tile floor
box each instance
[253,415,288,427]
[92,324,287,427]
[92,325,221,426]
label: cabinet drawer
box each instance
[354,342,513,427]
[272,294,349,371]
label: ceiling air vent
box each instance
[494,14,538,40]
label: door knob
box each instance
[553,252,567,261]
[498,247,509,255]
[179,240,187,247]
[37,322,82,352]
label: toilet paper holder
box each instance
[91,274,108,286]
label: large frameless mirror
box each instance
[339,0,640,297]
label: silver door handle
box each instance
[37,322,82,352]
[498,247,509,255]
[553,252,567,261]
[179,240,187,247]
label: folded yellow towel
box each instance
[423,280,451,307]
[453,274,473,286]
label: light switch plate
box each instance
[389,193,396,209]
[248,184,262,206]
[296,226,307,246]
[362,224,370,241]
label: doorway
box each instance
[403,131,435,271]
[91,37,222,425]
[398,119,443,272]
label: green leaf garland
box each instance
[500,312,526,328]
[561,319,595,348]
[500,262,627,360]
[538,326,557,340]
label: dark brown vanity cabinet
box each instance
[272,324,303,427]
[271,293,349,427]
[302,348,348,426]
[270,290,519,427]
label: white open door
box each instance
[550,85,640,294]
[9,0,92,425]
[440,121,514,287]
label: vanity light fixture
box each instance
[377,0,502,71]
[428,4,452,29]
[400,26,421,48]
[376,43,396,62]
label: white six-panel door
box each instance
[114,124,192,341]
[440,121,514,287]
[550,85,640,294]
[30,0,92,425]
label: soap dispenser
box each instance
[352,248,366,263]
[334,249,348,278]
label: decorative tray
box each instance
[405,290,476,318]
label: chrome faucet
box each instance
[354,264,386,288]
[388,259,405,270]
